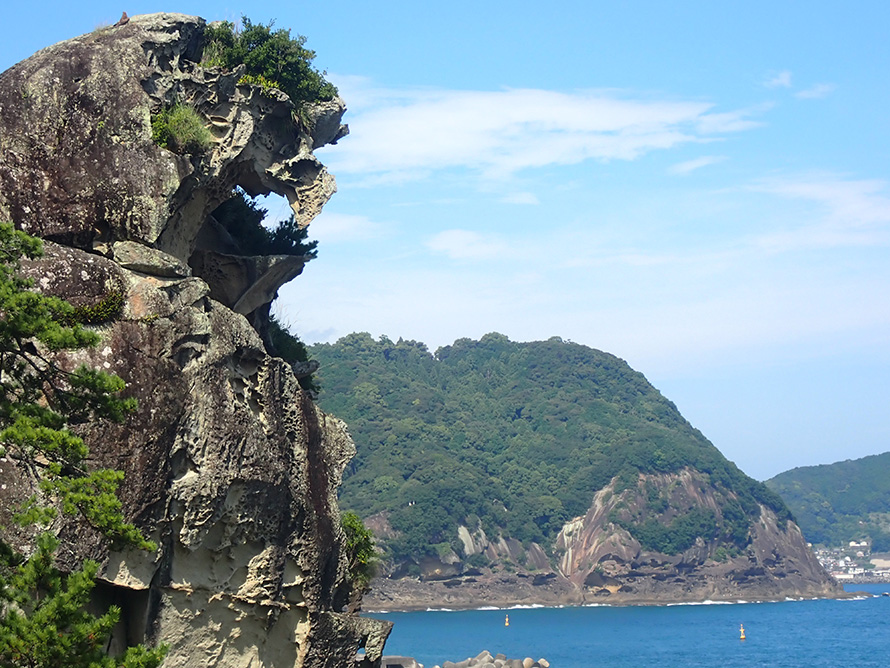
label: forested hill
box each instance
[309,332,788,562]
[766,452,890,550]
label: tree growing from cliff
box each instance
[0,222,166,667]
[341,511,378,612]
[212,189,319,258]
[342,512,377,588]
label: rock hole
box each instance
[90,580,152,655]
[172,333,209,367]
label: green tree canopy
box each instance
[311,333,791,562]
[767,452,890,549]
[0,222,165,667]
[203,16,337,106]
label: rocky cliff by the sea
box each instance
[364,470,840,611]
[0,14,388,667]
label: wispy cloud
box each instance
[322,79,766,182]
[751,175,890,251]
[501,192,540,205]
[796,83,836,99]
[668,155,727,176]
[426,229,516,260]
[696,105,769,134]
[764,70,793,88]
[308,212,389,244]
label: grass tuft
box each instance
[151,104,212,154]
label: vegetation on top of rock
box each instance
[0,223,165,666]
[202,16,337,107]
[767,452,890,551]
[211,189,319,257]
[310,333,792,562]
[59,290,125,327]
[150,103,212,154]
[236,73,281,96]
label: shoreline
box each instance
[364,590,864,614]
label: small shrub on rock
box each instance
[342,511,378,590]
[237,73,281,96]
[61,290,125,326]
[202,16,337,106]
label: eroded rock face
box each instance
[554,470,839,603]
[0,13,389,667]
[0,12,343,301]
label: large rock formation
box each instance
[0,13,389,667]
[553,469,838,603]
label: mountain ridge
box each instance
[309,332,838,607]
[767,451,890,550]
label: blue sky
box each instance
[3,2,889,480]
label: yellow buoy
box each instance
[739,623,746,641]
[505,614,510,627]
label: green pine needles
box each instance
[0,535,166,668]
[202,16,337,107]
[0,222,165,667]
[212,188,319,257]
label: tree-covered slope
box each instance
[310,333,789,562]
[766,452,890,550]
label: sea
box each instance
[369,584,890,667]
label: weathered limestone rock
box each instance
[112,240,191,277]
[189,250,309,315]
[0,13,388,667]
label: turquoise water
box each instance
[371,585,890,667]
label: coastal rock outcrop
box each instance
[0,13,388,667]
[364,470,839,610]
[380,651,550,668]
[554,470,838,603]
[0,13,341,260]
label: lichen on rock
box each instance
[0,13,388,667]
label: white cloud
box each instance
[426,229,515,260]
[695,105,769,134]
[501,192,540,205]
[668,155,727,176]
[764,70,793,88]
[796,83,836,99]
[751,175,890,251]
[308,212,388,244]
[757,176,890,225]
[322,84,765,182]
